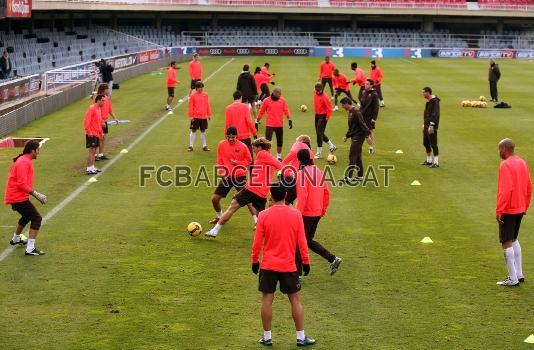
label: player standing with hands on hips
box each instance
[4,140,47,256]
[251,183,316,347]
[421,87,440,168]
[495,138,531,287]
[165,61,179,111]
[189,53,202,97]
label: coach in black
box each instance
[488,59,501,102]
[340,97,371,184]
[421,87,440,168]
[236,64,258,120]
[360,79,379,154]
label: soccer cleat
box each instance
[165,106,172,111]
[496,277,519,286]
[314,153,322,159]
[380,100,385,107]
[333,106,339,111]
[202,146,210,152]
[297,336,316,347]
[329,145,337,153]
[95,157,101,162]
[86,169,98,175]
[338,177,353,185]
[368,147,374,155]
[187,146,194,152]
[97,155,109,161]
[208,217,220,225]
[429,163,439,168]
[519,277,525,283]
[9,236,28,246]
[277,157,282,162]
[25,248,45,256]
[94,168,102,173]
[258,338,273,346]
[204,229,218,238]
[420,161,432,166]
[330,257,342,275]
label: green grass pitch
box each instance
[1,56,534,349]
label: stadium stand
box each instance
[208,0,318,6]
[329,0,467,9]
[117,26,199,47]
[196,25,319,46]
[478,0,534,10]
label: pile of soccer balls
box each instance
[461,96,488,108]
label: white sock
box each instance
[166,104,170,108]
[11,233,20,242]
[97,153,104,157]
[327,140,334,148]
[87,166,92,171]
[263,330,272,341]
[277,153,282,159]
[513,240,523,278]
[213,223,223,234]
[426,155,432,163]
[189,132,196,147]
[26,238,35,252]
[504,247,518,281]
[296,330,305,341]
[369,146,374,150]
[216,211,222,217]
[316,147,322,155]
[253,214,258,224]
[433,156,439,164]
[201,133,207,147]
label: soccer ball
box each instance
[480,101,488,108]
[473,101,481,108]
[326,154,337,165]
[300,105,308,112]
[461,100,469,107]
[479,95,487,102]
[187,222,202,237]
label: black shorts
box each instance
[190,79,201,90]
[167,87,175,97]
[214,176,247,198]
[240,138,253,157]
[86,135,100,148]
[364,117,376,130]
[258,269,301,294]
[11,200,42,230]
[233,188,267,212]
[102,122,109,135]
[265,126,283,148]
[242,96,257,104]
[499,213,524,243]
[190,118,208,132]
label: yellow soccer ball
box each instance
[464,101,472,107]
[461,100,469,107]
[300,105,308,112]
[481,101,487,108]
[326,154,337,165]
[479,96,487,102]
[187,222,202,237]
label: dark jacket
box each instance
[360,88,379,123]
[0,56,12,75]
[424,96,440,129]
[236,71,257,99]
[346,107,371,141]
[101,64,114,83]
[488,64,501,82]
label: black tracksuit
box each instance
[360,88,379,130]
[488,63,501,101]
[423,96,440,156]
[236,71,257,103]
[345,107,371,178]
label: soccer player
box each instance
[488,59,501,102]
[84,94,105,175]
[295,149,342,276]
[188,81,212,152]
[350,62,367,103]
[281,135,314,205]
[94,83,118,161]
[236,64,258,120]
[332,68,356,111]
[256,87,292,161]
[225,90,257,157]
[318,56,335,97]
[340,97,371,184]
[370,60,385,107]
[312,83,336,159]
[209,126,252,225]
[421,86,440,168]
[252,183,315,347]
[495,138,532,287]
[360,79,379,154]
[189,53,202,96]
[254,67,270,102]
[4,140,47,256]
[166,61,178,111]
[205,138,282,238]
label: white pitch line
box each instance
[0,58,235,263]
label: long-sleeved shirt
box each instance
[225,101,257,140]
[251,204,310,272]
[370,66,383,85]
[496,155,532,216]
[281,141,314,178]
[319,61,336,79]
[333,73,350,91]
[257,96,290,127]
[360,89,379,123]
[99,95,113,121]
[313,90,333,120]
[236,72,258,99]
[423,96,440,129]
[246,150,282,198]
[254,73,269,93]
[167,67,177,88]
[346,107,370,141]
[84,103,103,136]
[296,165,330,217]
[489,64,501,82]
[4,154,34,205]
[351,68,367,87]
[189,60,202,80]
[188,91,212,119]
[217,139,252,178]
